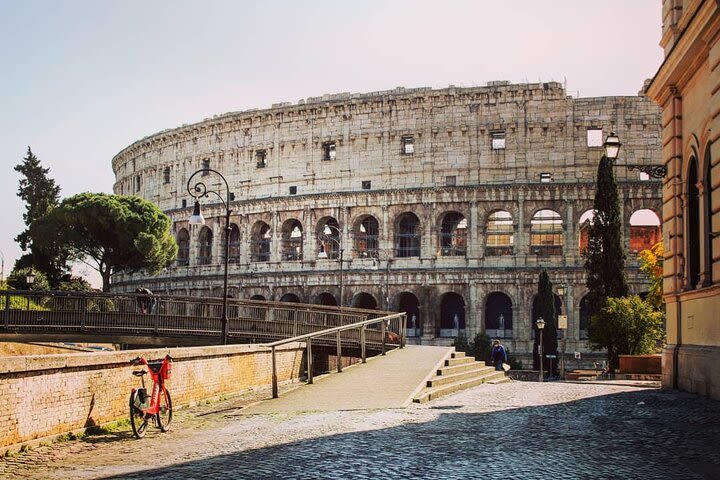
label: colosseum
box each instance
[111,81,662,366]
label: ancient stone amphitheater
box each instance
[111,81,662,366]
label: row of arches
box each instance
[175,208,661,266]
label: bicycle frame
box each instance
[131,355,172,415]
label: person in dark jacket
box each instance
[490,339,507,371]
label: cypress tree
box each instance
[533,269,558,373]
[583,155,629,315]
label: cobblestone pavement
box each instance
[2,381,719,479]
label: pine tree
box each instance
[14,147,69,285]
[583,155,629,315]
[533,269,558,373]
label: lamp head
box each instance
[536,317,545,330]
[557,284,567,297]
[603,132,621,160]
[26,269,35,285]
[188,200,205,225]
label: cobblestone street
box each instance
[2,381,719,479]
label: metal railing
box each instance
[1,290,386,345]
[265,312,407,398]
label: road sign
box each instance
[558,315,568,329]
[545,354,557,359]
[574,351,581,359]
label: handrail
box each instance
[265,311,407,398]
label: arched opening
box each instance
[281,219,303,261]
[485,210,514,256]
[251,221,272,262]
[531,209,563,256]
[351,292,377,310]
[629,209,661,254]
[176,228,190,266]
[578,210,595,255]
[198,227,213,265]
[398,292,421,337]
[704,144,714,285]
[484,292,513,338]
[317,217,341,260]
[354,215,379,257]
[687,158,701,289]
[314,292,338,306]
[439,212,467,256]
[250,294,266,301]
[579,295,591,339]
[227,224,240,264]
[439,292,465,337]
[279,293,300,303]
[395,213,420,257]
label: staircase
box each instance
[413,350,510,403]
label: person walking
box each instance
[490,339,507,371]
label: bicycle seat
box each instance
[147,361,163,373]
[132,370,147,376]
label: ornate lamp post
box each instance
[536,317,545,382]
[0,249,4,283]
[187,168,232,345]
[370,248,393,311]
[556,284,568,379]
[603,131,667,178]
[318,224,344,306]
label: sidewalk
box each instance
[242,345,453,414]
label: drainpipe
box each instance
[671,87,683,390]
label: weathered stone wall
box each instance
[0,343,304,449]
[110,82,663,366]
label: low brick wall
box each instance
[619,354,661,374]
[0,343,304,449]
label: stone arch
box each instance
[439,292,465,336]
[317,216,341,260]
[439,211,467,257]
[484,292,513,338]
[398,292,421,336]
[485,210,514,256]
[251,220,272,262]
[687,156,701,289]
[530,209,563,256]
[578,209,595,255]
[227,223,240,264]
[279,293,300,303]
[394,212,421,257]
[281,218,303,261]
[314,292,338,306]
[351,292,377,310]
[176,228,190,266]
[629,209,661,255]
[197,226,213,265]
[353,214,380,257]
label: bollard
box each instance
[271,346,278,398]
[336,330,342,373]
[307,338,313,384]
[361,325,367,363]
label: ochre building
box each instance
[111,82,662,366]
[647,0,720,399]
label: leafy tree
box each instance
[13,147,72,285]
[33,193,177,291]
[533,269,558,372]
[588,295,664,370]
[583,155,629,316]
[56,275,95,292]
[638,241,663,311]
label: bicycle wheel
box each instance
[156,387,172,432]
[129,391,148,438]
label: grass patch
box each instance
[84,418,131,436]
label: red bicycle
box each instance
[129,354,173,438]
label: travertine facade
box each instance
[647,0,720,399]
[111,82,662,366]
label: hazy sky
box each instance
[0,0,664,286]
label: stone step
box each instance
[486,377,512,385]
[445,356,476,367]
[428,365,496,387]
[450,351,466,359]
[413,370,507,403]
[438,361,493,376]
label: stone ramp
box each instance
[241,345,453,414]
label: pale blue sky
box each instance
[0,0,663,285]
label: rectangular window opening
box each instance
[289,186,297,195]
[540,172,552,183]
[491,131,506,150]
[445,175,456,186]
[322,141,336,161]
[163,167,171,184]
[587,128,603,147]
[402,135,414,154]
[201,159,210,174]
[639,172,650,181]
[256,150,267,168]
[362,180,371,190]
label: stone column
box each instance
[468,201,481,259]
[303,207,315,263]
[271,210,280,263]
[564,200,574,266]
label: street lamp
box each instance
[187,168,233,345]
[603,131,667,178]
[318,224,344,306]
[370,248,393,311]
[556,284,568,379]
[536,317,545,382]
[26,269,36,287]
[0,249,4,283]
